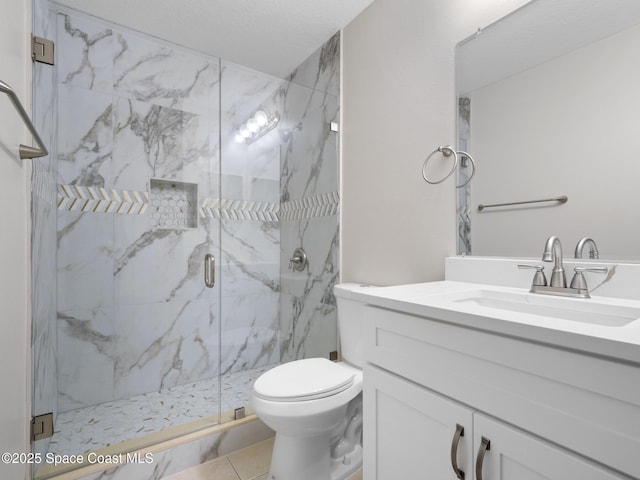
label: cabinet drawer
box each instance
[364,305,640,478]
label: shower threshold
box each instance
[48,365,275,457]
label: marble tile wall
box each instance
[54,12,212,411]
[218,62,282,379]
[457,97,472,255]
[58,420,274,480]
[279,33,341,362]
[52,10,283,415]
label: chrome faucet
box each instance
[541,236,566,287]
[575,237,599,259]
[519,236,609,298]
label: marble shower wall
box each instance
[53,10,282,414]
[279,33,341,362]
[218,63,282,378]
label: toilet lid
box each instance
[253,358,355,402]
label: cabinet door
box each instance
[364,365,474,479]
[473,414,625,480]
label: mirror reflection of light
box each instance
[254,110,268,127]
[234,109,279,145]
[247,118,259,133]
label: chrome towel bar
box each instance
[478,195,567,211]
[0,79,48,160]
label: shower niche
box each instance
[149,179,198,229]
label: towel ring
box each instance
[422,145,458,184]
[456,151,476,188]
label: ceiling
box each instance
[53,0,375,78]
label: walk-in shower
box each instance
[30,1,340,476]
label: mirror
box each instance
[456,0,640,261]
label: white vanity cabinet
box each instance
[364,365,473,479]
[362,304,640,479]
[365,366,623,480]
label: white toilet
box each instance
[250,283,370,480]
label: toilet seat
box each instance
[253,358,355,402]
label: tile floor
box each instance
[163,437,363,480]
[51,366,274,456]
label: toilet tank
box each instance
[334,283,375,368]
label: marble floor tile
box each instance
[50,365,275,456]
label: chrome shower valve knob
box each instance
[289,247,308,271]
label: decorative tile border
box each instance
[57,185,148,214]
[200,198,279,222]
[57,186,340,222]
[280,191,339,221]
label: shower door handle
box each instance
[204,254,215,288]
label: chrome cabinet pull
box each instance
[204,254,215,288]
[475,436,491,480]
[450,424,465,479]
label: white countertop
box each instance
[351,281,640,365]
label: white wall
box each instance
[0,0,31,478]
[341,0,528,285]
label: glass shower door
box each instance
[30,5,226,474]
[218,62,283,420]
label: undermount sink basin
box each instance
[442,289,640,327]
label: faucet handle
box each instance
[518,264,548,287]
[569,266,608,291]
[573,266,608,274]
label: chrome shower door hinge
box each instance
[32,36,54,65]
[31,413,53,441]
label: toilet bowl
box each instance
[252,359,363,480]
[250,283,371,480]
